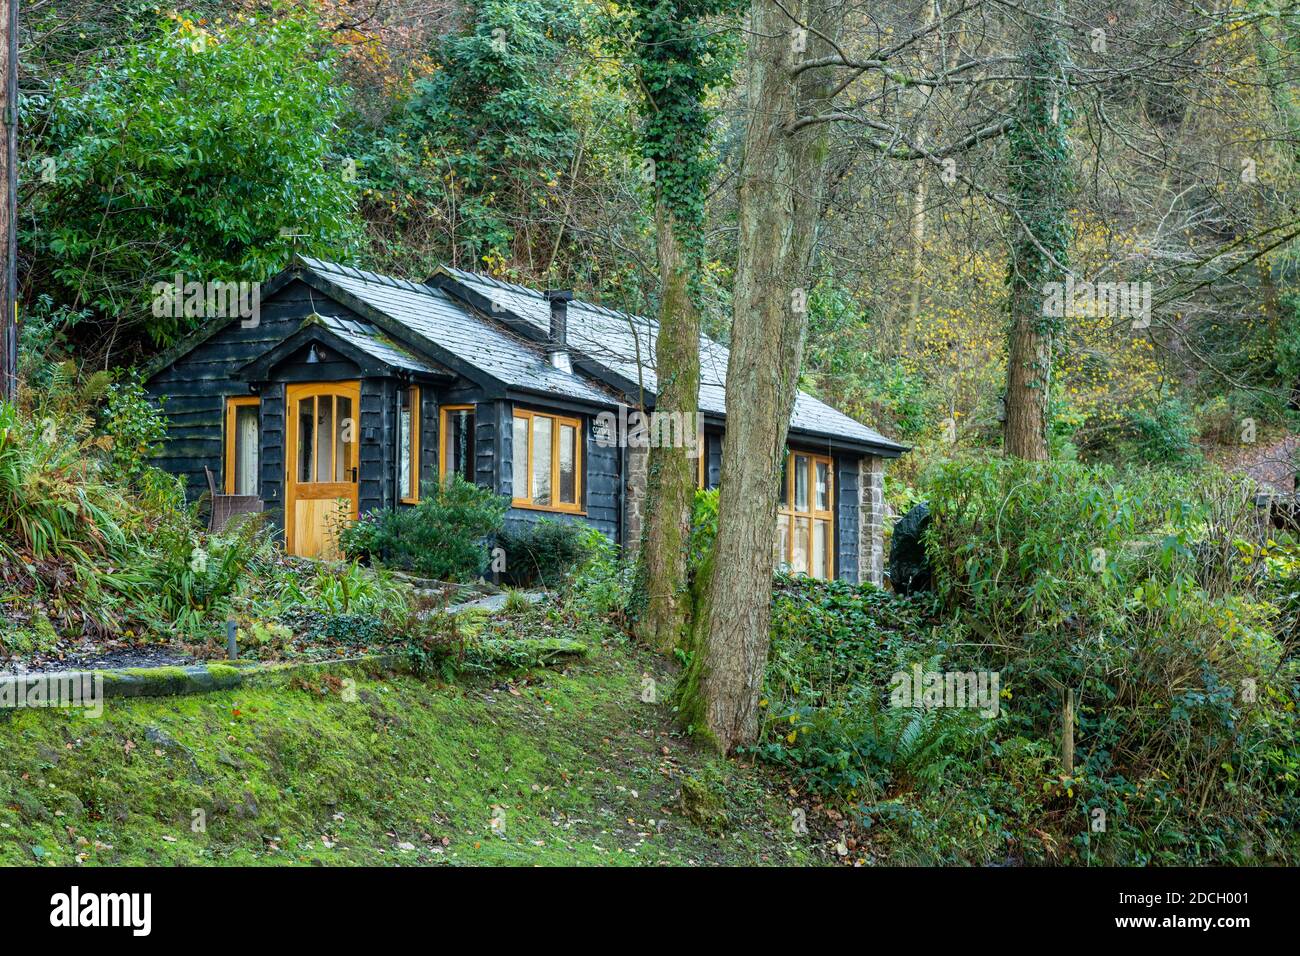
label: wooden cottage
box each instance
[144,256,906,583]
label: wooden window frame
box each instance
[399,385,421,504]
[777,451,835,580]
[511,408,584,514]
[439,403,476,484]
[223,396,261,495]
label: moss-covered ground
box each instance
[0,631,830,866]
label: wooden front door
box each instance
[285,382,360,559]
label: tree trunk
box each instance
[1002,0,1072,461]
[1061,687,1075,775]
[1004,276,1054,460]
[0,0,16,402]
[677,0,842,753]
[905,0,938,335]
[907,158,927,328]
[635,199,700,651]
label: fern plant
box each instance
[0,397,127,564]
[134,506,267,637]
[758,678,992,796]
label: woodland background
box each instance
[3,0,1298,866]
[18,0,1300,486]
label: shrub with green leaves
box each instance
[497,517,590,588]
[101,375,168,489]
[400,608,465,680]
[766,574,924,707]
[0,366,145,638]
[126,505,268,639]
[304,560,408,618]
[757,680,994,798]
[26,11,358,347]
[755,576,962,796]
[923,458,1296,862]
[749,463,1298,863]
[566,526,631,620]
[1112,397,1202,468]
[1,357,290,645]
[340,476,508,581]
[0,399,126,567]
[687,487,718,575]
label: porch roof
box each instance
[315,313,440,374]
[236,313,453,381]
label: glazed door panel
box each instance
[285,382,360,559]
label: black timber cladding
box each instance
[145,280,313,499]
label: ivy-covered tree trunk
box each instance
[0,0,14,401]
[626,0,734,651]
[635,199,700,651]
[1253,17,1300,342]
[677,0,842,752]
[1003,0,1072,461]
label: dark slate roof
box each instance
[434,265,906,454]
[253,257,905,453]
[297,257,617,406]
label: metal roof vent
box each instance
[545,289,574,373]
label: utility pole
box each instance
[0,0,16,402]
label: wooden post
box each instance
[1062,687,1075,776]
[0,0,16,403]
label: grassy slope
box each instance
[0,634,825,866]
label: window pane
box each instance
[532,415,552,506]
[813,519,830,580]
[779,456,789,505]
[775,513,791,568]
[298,397,314,482]
[815,460,830,511]
[559,424,576,504]
[512,416,529,499]
[316,396,335,485]
[461,412,475,480]
[335,396,353,482]
[409,389,420,496]
[792,516,810,574]
[398,396,412,499]
[233,404,259,495]
[448,409,475,482]
[794,455,809,511]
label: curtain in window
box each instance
[234,405,259,495]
